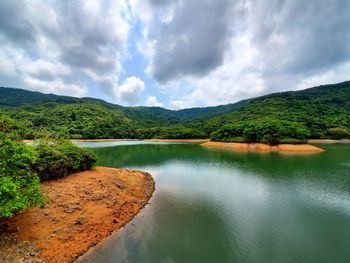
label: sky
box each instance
[0,0,349,109]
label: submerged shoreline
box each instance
[0,167,155,263]
[201,141,325,153]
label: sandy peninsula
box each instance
[0,167,155,263]
[201,141,325,153]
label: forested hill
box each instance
[0,86,248,126]
[187,81,350,140]
[0,81,349,140]
[0,87,115,108]
[0,86,249,139]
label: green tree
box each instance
[0,135,44,218]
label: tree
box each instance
[0,135,44,218]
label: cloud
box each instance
[146,96,164,107]
[116,76,145,105]
[1,0,350,108]
[136,0,237,83]
[0,0,130,98]
[135,0,350,107]
[170,100,187,110]
[23,76,85,97]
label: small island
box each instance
[201,141,324,153]
[204,118,325,153]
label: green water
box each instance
[77,141,350,263]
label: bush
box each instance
[0,135,44,218]
[211,119,310,145]
[326,127,349,139]
[32,140,96,181]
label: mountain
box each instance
[0,86,248,139]
[0,87,248,126]
[186,81,350,139]
[1,81,349,140]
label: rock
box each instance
[113,179,126,189]
[53,227,64,233]
[75,217,85,225]
[65,207,74,213]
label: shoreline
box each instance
[308,139,350,144]
[23,138,210,144]
[148,138,209,143]
[23,138,350,145]
[201,141,325,153]
[0,167,155,263]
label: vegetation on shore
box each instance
[211,119,310,145]
[0,116,96,218]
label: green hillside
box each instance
[1,81,349,141]
[0,87,248,126]
[187,81,350,142]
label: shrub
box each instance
[32,140,96,181]
[0,135,44,218]
[326,127,349,139]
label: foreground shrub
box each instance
[0,135,44,218]
[32,140,96,181]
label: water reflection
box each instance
[78,142,350,263]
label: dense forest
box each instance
[189,81,350,141]
[1,81,350,143]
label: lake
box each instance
[77,141,350,263]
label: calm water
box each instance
[77,141,350,263]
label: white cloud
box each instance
[0,0,131,98]
[133,0,350,107]
[170,100,186,110]
[146,96,164,107]
[1,0,350,108]
[23,76,85,97]
[116,76,145,105]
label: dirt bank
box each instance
[308,139,350,144]
[201,141,325,153]
[0,167,155,263]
